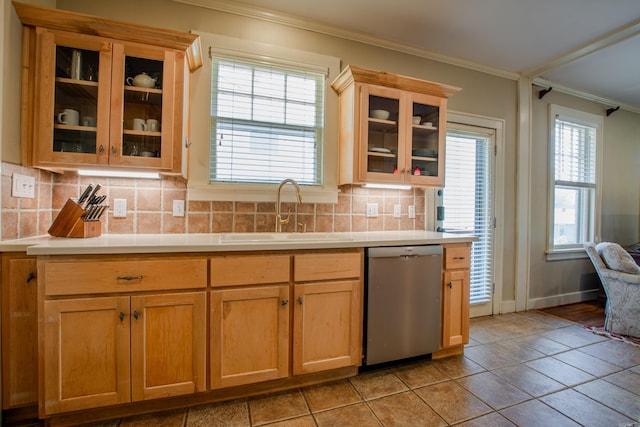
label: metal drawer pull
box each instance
[119,312,125,321]
[116,275,143,281]
[298,296,303,304]
[26,272,35,283]
[453,256,466,260]
[447,282,453,288]
[281,299,288,306]
[134,310,140,320]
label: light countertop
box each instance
[0,231,477,256]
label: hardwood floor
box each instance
[537,300,605,326]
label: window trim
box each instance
[187,32,340,203]
[546,105,603,259]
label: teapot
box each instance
[126,72,157,88]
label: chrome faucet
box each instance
[275,178,303,232]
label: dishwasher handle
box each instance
[367,245,442,258]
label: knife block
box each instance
[48,198,102,238]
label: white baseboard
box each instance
[527,289,600,310]
[501,300,516,314]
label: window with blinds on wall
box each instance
[209,57,325,185]
[550,106,600,251]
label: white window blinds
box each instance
[210,57,325,185]
[554,116,596,187]
[443,132,494,305]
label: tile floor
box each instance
[85,311,640,426]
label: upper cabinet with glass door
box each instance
[331,66,461,187]
[15,2,202,175]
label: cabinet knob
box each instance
[111,146,117,154]
[298,296,303,305]
[119,312,125,321]
[401,168,406,174]
[184,138,191,148]
[99,144,105,153]
[26,272,35,283]
[281,299,288,306]
[447,282,453,288]
[134,310,140,320]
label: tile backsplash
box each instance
[1,162,426,240]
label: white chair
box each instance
[584,242,640,338]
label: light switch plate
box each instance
[113,199,127,217]
[393,204,402,218]
[173,200,185,217]
[11,173,35,198]
[366,203,378,217]
[408,205,416,219]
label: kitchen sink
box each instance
[219,232,354,243]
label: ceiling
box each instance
[179,0,640,113]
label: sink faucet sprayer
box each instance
[275,179,303,232]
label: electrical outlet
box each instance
[173,200,185,217]
[11,173,35,198]
[113,199,127,218]
[408,205,416,219]
[366,203,379,217]
[393,204,402,218]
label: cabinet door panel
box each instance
[43,296,130,415]
[35,29,112,167]
[130,292,206,401]
[110,43,176,169]
[293,280,362,375]
[2,256,38,408]
[211,286,289,389]
[442,270,470,348]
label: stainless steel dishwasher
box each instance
[364,245,442,366]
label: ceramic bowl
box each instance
[370,109,390,120]
[412,116,421,124]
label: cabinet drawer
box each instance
[294,251,362,282]
[210,255,290,287]
[444,245,470,270]
[43,258,207,296]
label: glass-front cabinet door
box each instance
[359,85,404,183]
[36,30,112,166]
[406,93,446,186]
[359,85,445,186]
[109,43,176,169]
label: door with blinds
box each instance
[440,124,496,317]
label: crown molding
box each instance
[172,0,520,81]
[533,78,640,115]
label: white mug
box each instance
[81,116,96,127]
[132,118,147,131]
[57,109,80,126]
[146,119,160,132]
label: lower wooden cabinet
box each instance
[293,280,361,375]
[441,243,471,349]
[210,285,290,389]
[42,291,207,415]
[1,254,38,409]
[209,250,364,389]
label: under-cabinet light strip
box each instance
[77,170,161,179]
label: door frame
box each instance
[431,111,505,317]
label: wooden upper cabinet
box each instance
[331,65,461,187]
[15,2,201,176]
